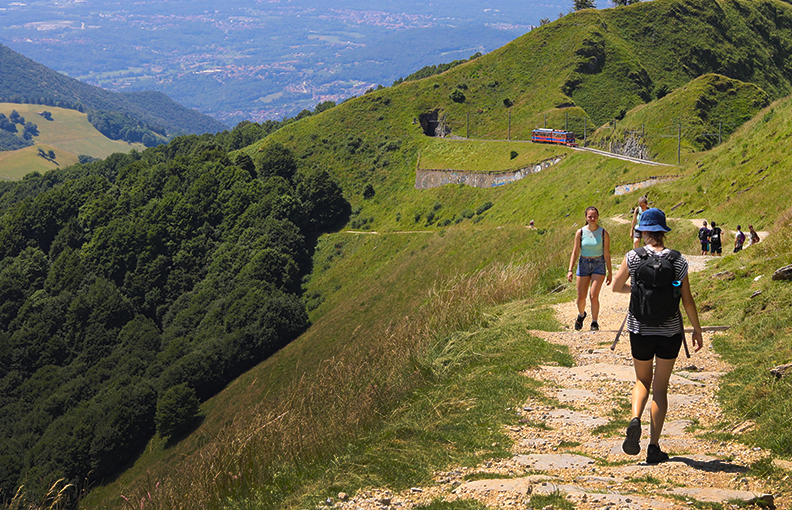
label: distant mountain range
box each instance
[0,44,228,139]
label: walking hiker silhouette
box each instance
[611,208,703,464]
[567,206,612,331]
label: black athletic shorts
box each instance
[629,332,683,361]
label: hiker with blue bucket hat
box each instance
[611,208,704,464]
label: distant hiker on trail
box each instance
[612,208,703,464]
[630,195,649,249]
[734,225,746,253]
[748,225,760,246]
[698,220,710,256]
[708,221,723,256]
[567,206,612,331]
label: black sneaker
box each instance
[622,417,641,455]
[590,320,599,331]
[574,312,586,331]
[646,444,669,464]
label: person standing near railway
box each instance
[567,206,612,331]
[630,196,649,249]
[709,221,723,256]
[612,208,704,464]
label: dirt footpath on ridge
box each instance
[330,255,789,510]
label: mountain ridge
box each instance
[0,44,228,139]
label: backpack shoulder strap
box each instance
[632,247,648,258]
[666,249,681,261]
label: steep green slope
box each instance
[0,44,227,137]
[241,0,792,197]
[589,73,770,162]
[565,0,792,124]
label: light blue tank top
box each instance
[580,226,604,257]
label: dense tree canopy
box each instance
[0,132,350,502]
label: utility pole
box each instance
[583,117,587,145]
[466,112,469,139]
[508,110,511,140]
[565,111,568,131]
[677,121,681,165]
[659,120,683,165]
[544,113,547,128]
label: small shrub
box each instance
[461,209,475,219]
[414,212,422,223]
[433,202,442,211]
[362,184,375,199]
[450,90,466,103]
[476,201,493,215]
[305,291,324,311]
[503,98,514,107]
[381,140,400,152]
[473,215,483,223]
[156,384,201,438]
[510,151,518,160]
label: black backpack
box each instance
[698,228,707,241]
[629,247,682,326]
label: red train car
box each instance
[531,128,578,147]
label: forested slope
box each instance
[0,133,349,502]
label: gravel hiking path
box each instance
[328,253,789,510]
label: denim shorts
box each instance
[576,256,606,277]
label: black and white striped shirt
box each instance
[625,248,688,336]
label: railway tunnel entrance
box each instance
[418,110,451,137]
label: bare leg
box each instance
[588,274,606,321]
[649,357,677,445]
[631,359,653,420]
[576,275,591,315]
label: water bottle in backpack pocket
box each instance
[629,247,682,326]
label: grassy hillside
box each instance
[0,103,142,179]
[38,0,792,508]
[589,73,770,163]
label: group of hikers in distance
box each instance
[566,199,703,465]
[698,219,760,256]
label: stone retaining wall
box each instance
[614,175,679,196]
[415,155,565,190]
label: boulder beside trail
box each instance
[771,264,792,281]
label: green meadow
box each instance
[0,103,142,179]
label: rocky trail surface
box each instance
[327,253,790,510]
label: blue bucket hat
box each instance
[637,207,671,232]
